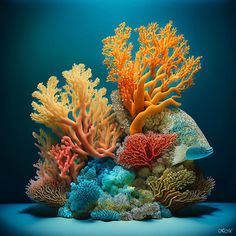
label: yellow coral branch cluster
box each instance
[102,22,202,134]
[31,64,122,158]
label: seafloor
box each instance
[0,203,235,236]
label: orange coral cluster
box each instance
[103,22,202,134]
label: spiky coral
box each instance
[103,22,201,134]
[50,136,86,182]
[146,165,215,212]
[116,131,176,169]
[31,64,122,158]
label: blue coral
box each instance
[59,179,102,218]
[159,204,172,218]
[101,166,135,196]
[91,210,120,221]
[58,203,73,218]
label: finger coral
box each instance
[116,131,176,168]
[146,165,215,212]
[103,22,201,134]
[31,64,122,159]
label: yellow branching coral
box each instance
[31,64,122,158]
[146,165,215,212]
[103,22,202,134]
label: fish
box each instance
[156,108,213,165]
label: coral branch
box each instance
[31,64,122,159]
[50,136,87,182]
[102,22,201,134]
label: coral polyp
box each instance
[26,21,215,221]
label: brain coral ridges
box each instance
[27,21,215,222]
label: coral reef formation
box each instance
[103,22,201,134]
[146,165,215,212]
[26,21,215,221]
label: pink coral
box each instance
[116,131,176,168]
[50,136,86,182]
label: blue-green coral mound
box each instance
[58,158,176,221]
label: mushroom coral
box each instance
[31,63,122,159]
[102,22,201,134]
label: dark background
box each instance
[1,0,235,203]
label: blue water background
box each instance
[1,0,235,202]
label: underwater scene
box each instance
[25,22,216,221]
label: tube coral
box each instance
[31,64,122,159]
[116,131,176,168]
[102,22,201,134]
[146,165,215,212]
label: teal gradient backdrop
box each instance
[1,0,235,202]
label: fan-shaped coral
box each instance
[103,22,201,134]
[116,131,176,168]
[26,178,69,207]
[146,165,215,212]
[31,64,122,159]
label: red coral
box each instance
[50,136,87,182]
[116,131,176,168]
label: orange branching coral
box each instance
[102,22,202,134]
[31,64,122,159]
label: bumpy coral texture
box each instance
[91,210,120,221]
[59,179,102,218]
[103,22,201,134]
[31,64,121,159]
[116,131,176,168]
[146,165,215,212]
